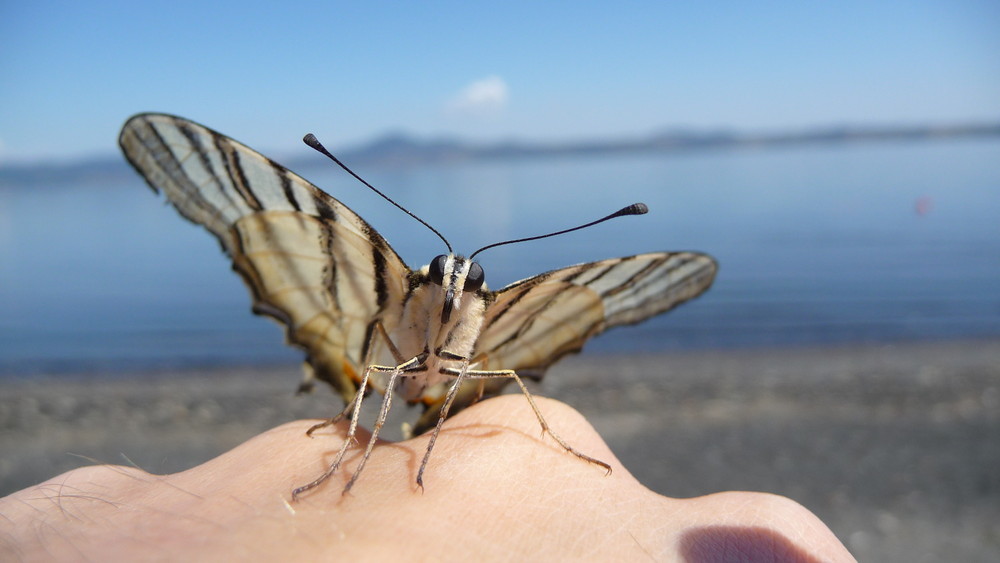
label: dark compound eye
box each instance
[464,262,485,292]
[429,254,448,285]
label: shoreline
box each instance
[6,333,1000,380]
[3,338,999,560]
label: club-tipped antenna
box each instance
[303,133,452,253]
[469,203,649,260]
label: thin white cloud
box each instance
[447,76,509,114]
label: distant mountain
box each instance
[3,122,998,187]
[334,131,468,165]
[0,155,127,187]
[331,122,1000,165]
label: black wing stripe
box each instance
[317,206,342,315]
[214,132,264,212]
[359,319,380,366]
[147,119,239,235]
[599,254,667,298]
[371,240,390,311]
[277,167,303,211]
[313,195,337,221]
[558,260,606,284]
[176,121,247,218]
[403,270,429,309]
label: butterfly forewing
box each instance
[119,113,410,401]
[476,253,714,372]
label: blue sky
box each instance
[1,0,998,164]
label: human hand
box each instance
[1,395,855,561]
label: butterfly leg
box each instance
[338,321,417,491]
[415,363,471,490]
[305,401,355,438]
[294,321,420,498]
[292,362,383,500]
[461,368,612,475]
[340,363,409,495]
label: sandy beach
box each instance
[2,338,998,561]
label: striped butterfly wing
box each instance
[480,252,717,374]
[411,252,717,433]
[119,113,409,401]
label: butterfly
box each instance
[119,113,718,498]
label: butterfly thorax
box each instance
[393,254,488,402]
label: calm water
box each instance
[1,139,999,374]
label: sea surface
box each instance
[1,138,998,374]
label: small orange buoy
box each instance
[915,196,933,216]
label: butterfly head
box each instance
[427,254,485,324]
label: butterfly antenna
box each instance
[470,203,648,260]
[303,133,453,253]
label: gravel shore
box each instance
[3,339,998,561]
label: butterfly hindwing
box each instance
[119,113,410,401]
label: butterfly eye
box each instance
[429,255,448,285]
[464,262,485,292]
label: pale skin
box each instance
[1,396,855,561]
